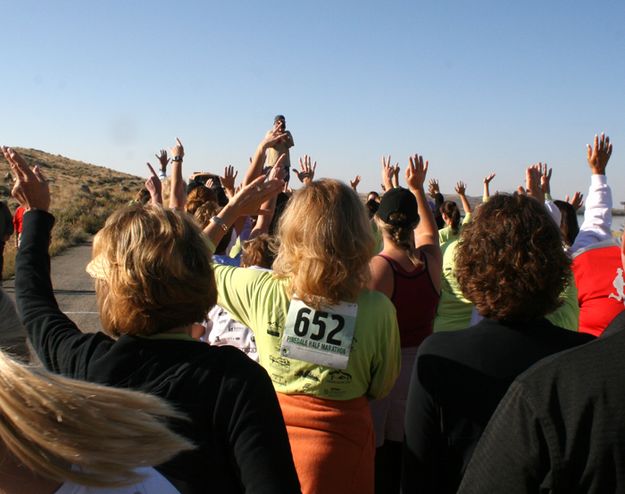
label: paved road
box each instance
[4,240,103,333]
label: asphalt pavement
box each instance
[4,240,103,333]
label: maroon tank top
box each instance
[377,253,440,348]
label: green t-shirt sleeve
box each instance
[462,212,472,225]
[213,263,273,329]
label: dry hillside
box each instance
[0,148,144,279]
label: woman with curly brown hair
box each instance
[402,193,595,494]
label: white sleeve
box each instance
[544,196,562,227]
[570,174,612,253]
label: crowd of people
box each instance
[0,120,622,493]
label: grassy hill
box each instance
[0,148,144,279]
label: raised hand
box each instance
[428,178,440,198]
[540,163,552,194]
[295,155,316,185]
[155,149,170,177]
[221,165,238,199]
[169,137,185,211]
[587,132,612,175]
[229,175,285,217]
[392,164,401,188]
[406,154,429,191]
[381,155,394,191]
[566,191,584,211]
[145,162,163,205]
[455,181,467,196]
[170,137,184,161]
[263,126,289,148]
[2,146,50,211]
[350,175,361,191]
[525,163,544,203]
[483,172,496,201]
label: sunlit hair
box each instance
[242,234,278,269]
[273,179,375,308]
[374,215,423,268]
[440,201,460,234]
[0,348,193,487]
[455,193,570,321]
[93,204,216,336]
[554,200,580,248]
[193,200,221,229]
[186,186,218,215]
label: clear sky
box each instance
[1,0,624,203]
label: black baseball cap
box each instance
[376,188,419,226]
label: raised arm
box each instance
[349,175,361,192]
[482,173,495,202]
[221,165,238,200]
[381,155,395,192]
[168,138,186,211]
[406,154,441,264]
[571,132,614,253]
[145,162,163,206]
[204,176,283,249]
[454,181,472,216]
[243,126,288,187]
[539,163,562,226]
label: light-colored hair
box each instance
[241,234,278,269]
[0,348,193,487]
[92,204,216,336]
[273,179,374,308]
[374,215,423,268]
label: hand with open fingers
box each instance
[145,162,162,204]
[483,173,496,185]
[381,155,395,191]
[406,154,429,191]
[525,164,544,203]
[350,175,361,191]
[263,127,288,149]
[170,137,184,161]
[455,181,467,196]
[155,149,170,175]
[230,175,284,216]
[205,178,216,189]
[428,178,440,197]
[587,132,613,174]
[566,191,584,211]
[295,155,316,185]
[2,146,50,211]
[540,163,552,194]
[221,165,238,198]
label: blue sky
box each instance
[1,0,624,203]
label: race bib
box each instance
[280,298,358,369]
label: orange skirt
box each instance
[277,393,374,494]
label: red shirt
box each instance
[573,240,625,336]
[13,206,24,235]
